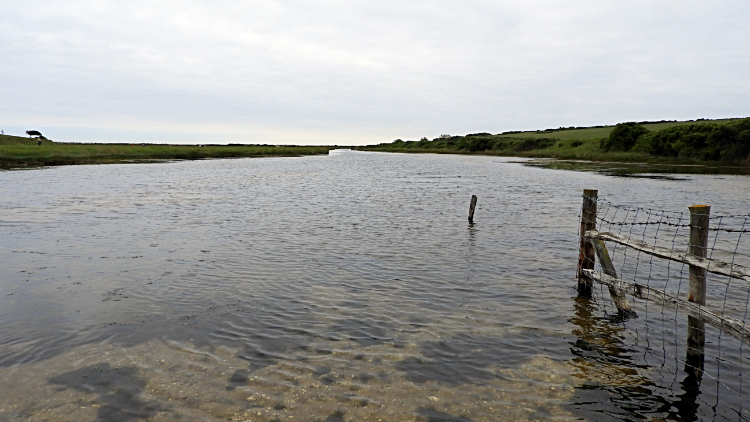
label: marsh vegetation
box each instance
[0,135,334,167]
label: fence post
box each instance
[577,189,597,296]
[686,204,710,377]
[468,195,478,223]
[590,238,634,316]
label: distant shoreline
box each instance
[354,146,750,168]
[0,136,335,168]
[4,116,749,169]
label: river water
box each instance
[1,151,748,422]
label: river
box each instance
[1,151,748,421]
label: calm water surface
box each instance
[1,151,749,421]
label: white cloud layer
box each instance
[1,0,749,144]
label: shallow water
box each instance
[1,151,749,421]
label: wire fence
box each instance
[575,190,750,421]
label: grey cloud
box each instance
[1,0,748,144]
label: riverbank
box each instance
[356,143,746,166]
[0,135,334,168]
[356,117,750,168]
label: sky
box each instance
[1,0,749,145]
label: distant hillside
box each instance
[500,118,745,141]
[0,134,54,145]
[358,117,750,165]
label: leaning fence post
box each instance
[577,189,597,296]
[468,195,477,223]
[590,237,634,316]
[686,204,710,377]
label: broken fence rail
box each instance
[585,229,750,284]
[581,269,750,346]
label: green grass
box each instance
[501,118,745,140]
[0,135,334,167]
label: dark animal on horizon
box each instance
[27,130,43,138]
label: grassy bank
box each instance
[357,117,750,166]
[0,135,334,168]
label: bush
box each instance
[633,118,750,162]
[449,136,555,152]
[602,122,648,151]
[513,138,556,151]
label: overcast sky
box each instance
[1,0,749,145]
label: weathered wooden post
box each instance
[577,189,597,296]
[686,205,710,377]
[468,195,477,223]
[590,238,634,316]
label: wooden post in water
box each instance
[686,205,710,377]
[577,189,597,296]
[590,238,634,316]
[468,195,478,223]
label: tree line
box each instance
[377,135,557,153]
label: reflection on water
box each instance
[524,159,750,178]
[568,297,700,421]
[1,151,749,421]
[569,291,749,422]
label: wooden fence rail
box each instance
[585,230,750,283]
